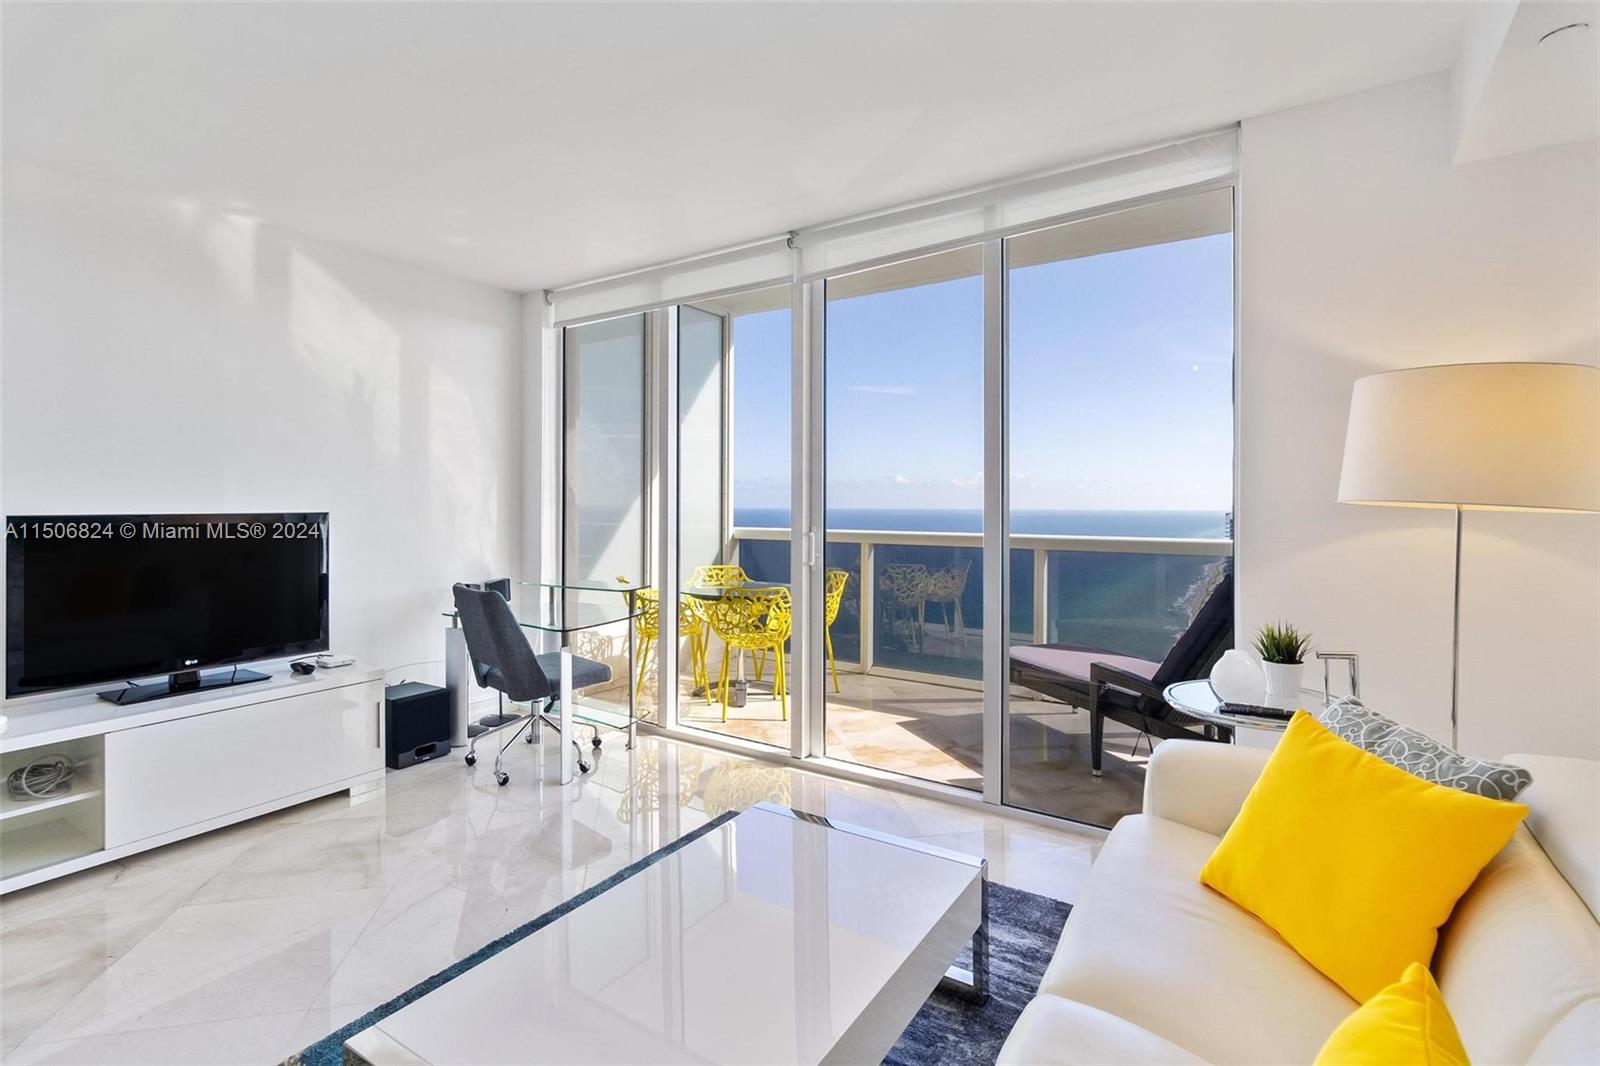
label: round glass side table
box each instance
[1162,679,1326,741]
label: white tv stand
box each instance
[0,662,385,894]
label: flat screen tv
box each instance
[6,512,329,704]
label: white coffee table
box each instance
[345,802,988,1065]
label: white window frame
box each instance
[551,173,1240,826]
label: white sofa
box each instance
[999,741,1600,1065]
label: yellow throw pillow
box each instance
[1315,962,1469,1066]
[1199,711,1526,1002]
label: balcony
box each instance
[670,524,1232,828]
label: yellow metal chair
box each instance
[688,564,749,589]
[687,564,750,699]
[701,586,791,721]
[824,568,850,693]
[632,587,708,702]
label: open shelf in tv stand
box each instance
[0,661,385,894]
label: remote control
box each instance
[1219,702,1296,721]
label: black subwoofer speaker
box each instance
[385,682,451,769]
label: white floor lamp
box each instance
[1337,362,1599,748]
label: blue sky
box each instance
[732,233,1233,513]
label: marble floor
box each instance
[0,730,1103,1065]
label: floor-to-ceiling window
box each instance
[823,248,985,790]
[1003,187,1235,825]
[563,312,649,717]
[556,172,1235,829]
[564,314,648,585]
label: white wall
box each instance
[1,161,523,688]
[1239,73,1599,759]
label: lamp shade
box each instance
[1338,362,1599,513]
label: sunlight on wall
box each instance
[428,361,499,569]
[288,250,400,458]
[5,159,520,685]
[200,213,260,302]
[165,195,201,226]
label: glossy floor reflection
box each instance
[0,731,1101,1065]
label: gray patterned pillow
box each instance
[1314,697,1532,801]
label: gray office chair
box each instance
[452,582,610,785]
[470,579,520,731]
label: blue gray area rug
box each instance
[286,810,1070,1066]
[885,882,1072,1065]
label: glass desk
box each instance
[681,580,788,600]
[444,581,643,784]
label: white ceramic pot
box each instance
[1210,649,1265,704]
[1262,661,1305,708]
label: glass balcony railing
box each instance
[730,527,1232,684]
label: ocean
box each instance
[733,507,1230,538]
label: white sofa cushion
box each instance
[1435,830,1600,1063]
[996,996,1208,1066]
[1140,739,1271,838]
[1528,1000,1600,1065]
[1037,813,1355,1065]
[1508,753,1599,920]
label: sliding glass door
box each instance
[634,288,794,749]
[822,248,986,789]
[1003,188,1236,825]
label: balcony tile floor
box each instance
[678,666,1152,829]
[0,730,1102,1065]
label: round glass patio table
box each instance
[680,582,789,701]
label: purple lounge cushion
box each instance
[1009,643,1160,686]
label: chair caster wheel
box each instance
[465,753,476,766]
[592,737,602,749]
[577,761,591,774]
[495,771,509,786]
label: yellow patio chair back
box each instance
[632,587,708,700]
[824,568,850,625]
[823,568,850,693]
[689,564,749,589]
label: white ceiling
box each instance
[1455,1,1599,163]
[2,2,1477,293]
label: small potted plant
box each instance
[1253,621,1311,707]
